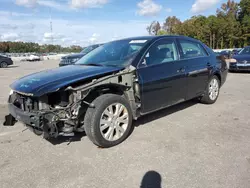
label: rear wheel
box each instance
[84,94,133,148]
[200,75,220,104]
[0,62,8,68]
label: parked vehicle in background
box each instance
[59,44,103,67]
[229,46,250,72]
[0,54,13,68]
[219,50,232,59]
[4,36,228,148]
[27,54,41,61]
[231,48,242,56]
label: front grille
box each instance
[237,66,250,70]
[60,59,72,64]
[238,60,250,64]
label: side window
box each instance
[240,47,250,55]
[144,39,178,66]
[179,40,208,59]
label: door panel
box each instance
[177,39,210,99]
[137,38,188,114]
[185,57,210,99]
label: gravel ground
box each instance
[0,61,250,188]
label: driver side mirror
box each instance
[141,58,147,66]
[140,52,149,67]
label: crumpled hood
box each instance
[233,54,250,62]
[10,65,122,97]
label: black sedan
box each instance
[229,46,250,72]
[4,35,228,148]
[0,55,13,68]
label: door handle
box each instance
[177,68,185,73]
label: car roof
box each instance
[85,43,103,48]
[85,36,201,48]
[117,35,176,40]
[114,35,201,43]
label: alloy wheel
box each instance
[0,62,8,68]
[100,103,129,141]
[209,78,219,101]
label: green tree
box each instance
[239,0,250,46]
[163,16,182,34]
[217,0,240,48]
[157,30,168,35]
[146,21,161,35]
[146,0,250,49]
[0,41,82,54]
[0,42,10,52]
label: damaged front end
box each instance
[4,65,140,139]
[4,89,88,139]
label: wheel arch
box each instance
[85,84,128,102]
[83,83,138,120]
[213,72,221,86]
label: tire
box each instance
[84,94,133,148]
[33,128,43,136]
[0,62,8,68]
[200,75,220,104]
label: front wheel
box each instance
[84,94,133,148]
[0,62,8,68]
[200,75,220,104]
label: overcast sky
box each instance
[0,0,241,47]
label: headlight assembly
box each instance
[229,59,237,63]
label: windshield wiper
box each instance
[82,63,104,67]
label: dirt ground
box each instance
[0,61,250,188]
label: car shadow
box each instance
[5,66,19,68]
[48,132,86,145]
[229,71,250,74]
[140,171,162,188]
[134,100,197,127]
[48,100,197,145]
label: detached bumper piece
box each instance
[3,114,16,126]
[4,103,73,139]
[7,103,41,126]
[229,63,250,71]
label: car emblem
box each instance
[243,60,248,64]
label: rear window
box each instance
[179,39,208,59]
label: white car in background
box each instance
[27,54,40,61]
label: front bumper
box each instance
[59,61,70,67]
[4,103,58,139]
[7,103,41,127]
[4,102,77,138]
[59,63,68,67]
[229,63,250,71]
[221,68,228,87]
[8,60,13,65]
[59,59,74,67]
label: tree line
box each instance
[146,0,250,49]
[0,41,82,53]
